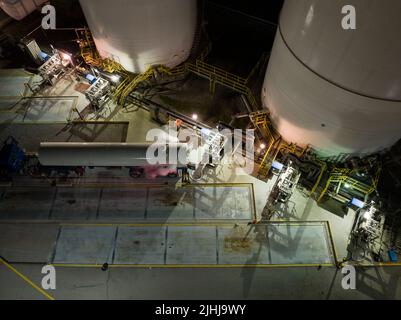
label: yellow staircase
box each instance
[76,28,101,67]
[250,110,308,179]
[114,65,187,105]
[76,28,128,74]
[317,166,381,203]
[102,58,128,75]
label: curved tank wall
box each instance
[262,0,401,157]
[0,0,47,20]
[79,0,197,73]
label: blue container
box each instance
[0,140,25,172]
[39,51,49,62]
[85,74,97,84]
[272,161,284,171]
[351,198,365,209]
[388,249,398,263]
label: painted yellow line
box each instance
[51,262,401,269]
[110,263,336,269]
[61,223,248,228]
[71,120,129,124]
[267,221,328,226]
[0,121,70,125]
[183,183,253,188]
[352,262,401,268]
[0,96,22,100]
[377,262,401,267]
[325,221,340,265]
[51,264,103,268]
[0,70,33,76]
[10,182,255,190]
[68,184,257,196]
[71,183,167,189]
[0,257,55,300]
[182,184,253,189]
[19,95,78,100]
[59,222,327,228]
[52,263,335,269]
[60,222,334,229]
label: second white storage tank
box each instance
[262,0,401,157]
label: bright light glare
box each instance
[61,52,71,60]
[364,211,372,220]
[192,114,198,121]
[111,75,120,83]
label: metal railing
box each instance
[317,166,381,203]
[76,28,100,66]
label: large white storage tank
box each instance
[0,0,47,20]
[262,0,401,157]
[79,0,197,73]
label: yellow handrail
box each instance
[317,165,381,203]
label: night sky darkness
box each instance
[209,0,284,23]
[205,0,284,75]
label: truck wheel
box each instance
[129,168,143,178]
[167,172,178,178]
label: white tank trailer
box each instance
[262,0,401,157]
[79,0,198,73]
[38,142,189,167]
